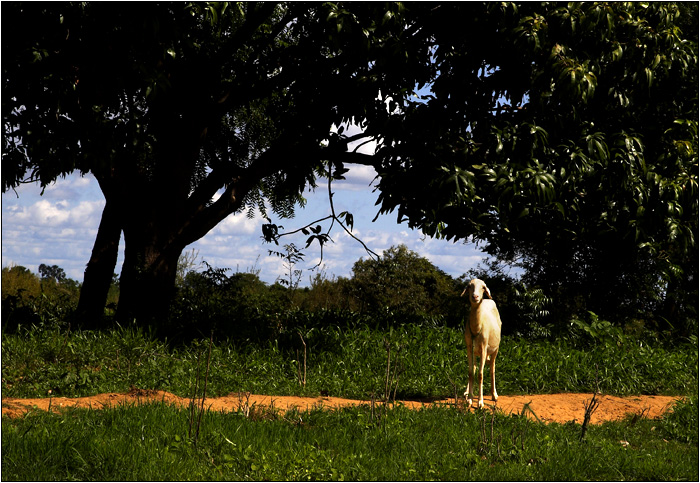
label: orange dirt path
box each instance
[1,389,681,425]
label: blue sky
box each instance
[2,108,503,287]
[1,160,494,286]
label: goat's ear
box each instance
[460,287,468,297]
[484,285,492,299]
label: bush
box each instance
[348,244,464,323]
[1,265,80,332]
[660,394,699,445]
[567,312,624,350]
[167,263,290,343]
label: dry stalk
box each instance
[187,333,214,445]
[476,402,502,461]
[236,391,251,418]
[194,332,214,443]
[580,365,601,442]
[383,338,391,401]
[447,375,459,406]
[382,339,405,403]
[297,330,307,387]
[390,359,405,403]
[490,400,497,445]
[188,349,202,439]
[580,392,600,442]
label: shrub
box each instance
[1,265,80,331]
[660,394,699,445]
[348,244,463,322]
[168,263,290,343]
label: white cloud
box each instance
[4,199,103,228]
[2,176,115,281]
[211,211,261,236]
[24,199,69,226]
[2,165,495,287]
[361,229,410,248]
[333,165,378,191]
[39,173,104,202]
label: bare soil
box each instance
[1,390,681,425]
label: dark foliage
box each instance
[3,3,695,327]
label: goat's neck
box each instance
[468,303,485,336]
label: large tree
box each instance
[371,2,698,325]
[3,2,426,322]
[3,2,697,326]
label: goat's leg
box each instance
[477,344,487,409]
[464,333,474,406]
[489,349,499,402]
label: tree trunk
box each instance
[76,198,122,325]
[105,112,273,325]
[115,222,184,326]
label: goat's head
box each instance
[461,278,492,306]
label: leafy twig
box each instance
[261,161,379,271]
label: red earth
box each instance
[1,389,681,425]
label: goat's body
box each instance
[463,280,502,409]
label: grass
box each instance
[2,399,697,481]
[2,321,697,481]
[2,321,697,400]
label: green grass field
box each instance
[2,398,697,480]
[2,320,697,400]
[2,320,698,480]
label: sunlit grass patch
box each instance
[2,401,697,481]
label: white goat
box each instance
[462,278,502,409]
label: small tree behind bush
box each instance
[348,245,463,322]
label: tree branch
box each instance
[272,160,380,270]
[177,133,381,250]
[328,149,380,168]
[186,165,236,217]
[177,140,295,246]
[326,165,380,261]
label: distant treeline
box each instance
[2,244,695,342]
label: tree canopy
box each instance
[369,2,698,327]
[373,3,697,269]
[4,2,419,321]
[3,2,697,326]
